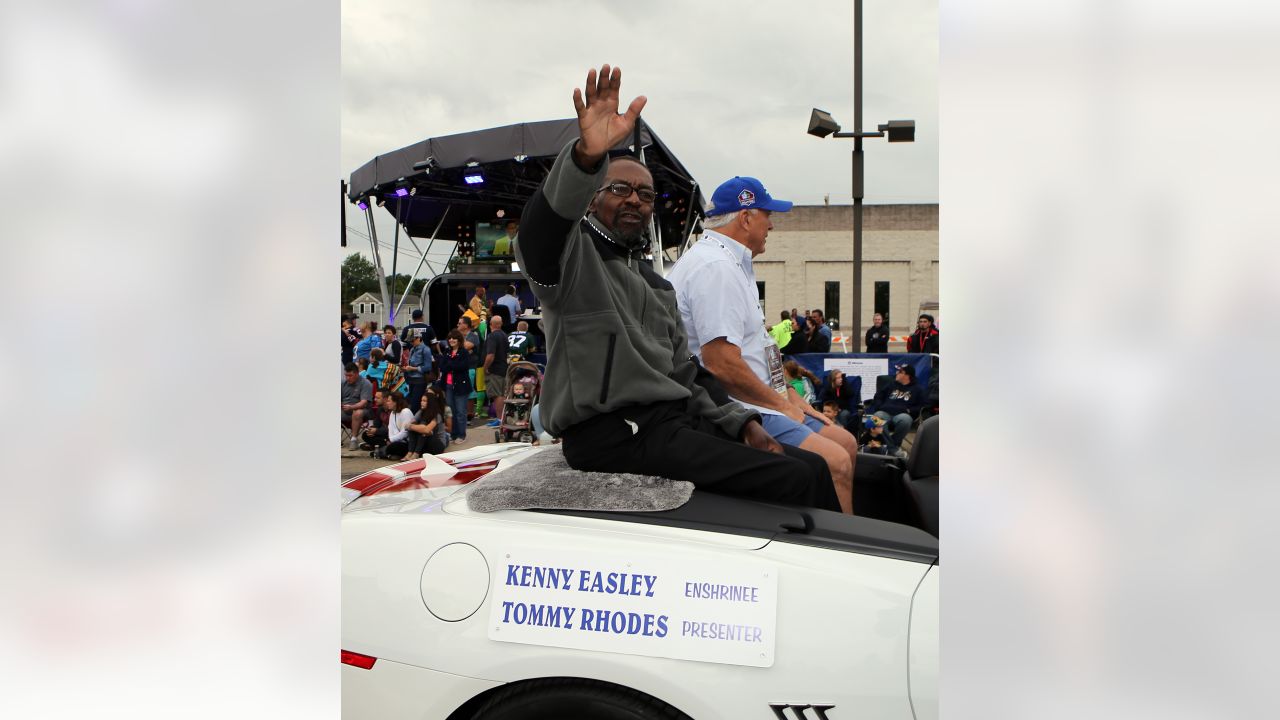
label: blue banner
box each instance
[527,352,931,402]
[790,353,933,395]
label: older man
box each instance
[482,314,509,420]
[514,64,838,511]
[667,177,858,514]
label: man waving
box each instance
[514,64,840,511]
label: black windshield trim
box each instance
[534,490,937,565]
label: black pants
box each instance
[561,400,840,512]
[362,426,388,447]
[408,429,446,456]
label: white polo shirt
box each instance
[667,229,788,415]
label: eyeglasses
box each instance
[596,182,656,203]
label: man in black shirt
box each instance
[865,363,926,458]
[483,315,510,420]
[906,314,940,354]
[865,312,890,353]
[400,308,437,349]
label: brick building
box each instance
[726,203,938,348]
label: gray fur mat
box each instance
[465,445,694,513]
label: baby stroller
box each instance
[495,360,543,444]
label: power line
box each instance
[344,226,455,265]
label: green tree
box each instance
[341,253,379,306]
[383,275,431,298]
[388,273,415,296]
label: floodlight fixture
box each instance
[394,187,409,197]
[356,197,369,210]
[462,166,485,185]
[804,0,918,344]
[412,157,437,173]
[808,108,840,138]
[878,120,916,143]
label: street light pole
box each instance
[852,0,864,347]
[807,1,914,349]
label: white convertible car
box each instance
[342,419,939,720]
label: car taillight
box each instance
[341,650,377,669]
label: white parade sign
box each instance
[823,357,890,402]
[486,548,779,668]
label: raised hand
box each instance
[571,63,647,168]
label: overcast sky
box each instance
[341,0,938,278]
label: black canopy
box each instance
[347,119,705,249]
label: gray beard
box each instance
[613,225,646,247]
[586,212,648,252]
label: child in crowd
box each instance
[857,414,890,455]
[782,360,821,407]
[821,400,842,425]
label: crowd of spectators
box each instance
[343,289,939,460]
[340,286,543,459]
[762,307,941,458]
[773,308,939,356]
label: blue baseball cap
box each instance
[705,176,793,217]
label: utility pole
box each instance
[852,0,864,342]
[808,2,913,345]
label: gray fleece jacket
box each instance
[515,141,757,438]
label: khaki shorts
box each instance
[485,373,507,400]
